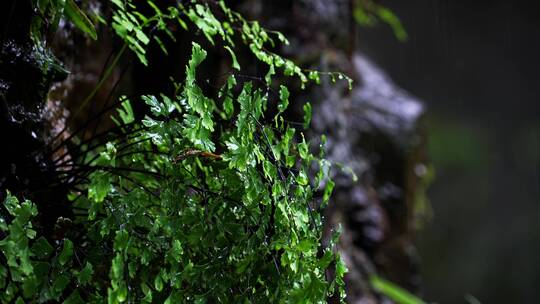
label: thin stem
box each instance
[50,43,128,146]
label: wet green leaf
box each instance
[224,46,240,70]
[31,237,53,260]
[78,262,94,285]
[65,0,97,40]
[58,239,74,266]
[278,85,289,113]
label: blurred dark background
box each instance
[356,0,540,303]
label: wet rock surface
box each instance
[313,53,426,302]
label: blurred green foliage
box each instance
[370,275,425,304]
[353,0,408,41]
[31,0,97,41]
[428,119,491,170]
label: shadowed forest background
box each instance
[363,1,540,303]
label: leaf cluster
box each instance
[31,0,98,42]
[2,0,353,302]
